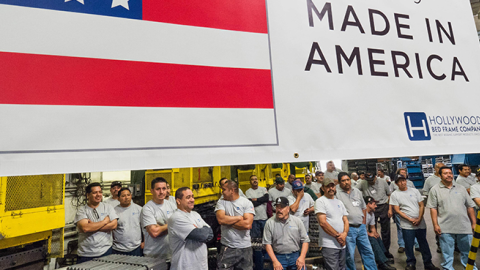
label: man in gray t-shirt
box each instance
[268,178,292,209]
[245,175,269,270]
[104,181,122,207]
[141,177,177,263]
[357,173,392,250]
[427,167,477,270]
[263,196,309,270]
[168,187,213,270]
[422,163,444,196]
[390,176,439,270]
[305,174,321,196]
[336,172,377,270]
[215,180,255,269]
[315,178,349,270]
[75,183,118,264]
[288,180,315,232]
[456,164,476,194]
[470,170,480,208]
[112,188,143,256]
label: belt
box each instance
[349,224,362,228]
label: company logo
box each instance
[404,112,431,141]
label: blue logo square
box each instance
[404,112,431,141]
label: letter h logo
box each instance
[404,112,431,141]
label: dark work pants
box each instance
[403,228,432,266]
[374,203,391,251]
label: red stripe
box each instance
[0,52,273,109]
[143,0,268,34]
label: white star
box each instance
[111,0,129,10]
[65,0,84,4]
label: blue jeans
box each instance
[439,233,477,270]
[275,251,300,270]
[251,220,267,270]
[345,225,376,270]
[77,246,113,264]
[368,236,388,264]
[403,229,432,266]
[395,214,419,248]
[112,246,143,256]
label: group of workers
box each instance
[73,161,480,270]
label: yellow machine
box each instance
[144,163,295,205]
[0,174,65,257]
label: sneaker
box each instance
[398,247,405,253]
[436,247,441,253]
[415,247,421,252]
[405,265,416,270]
[378,262,396,270]
[424,263,440,270]
[385,252,394,259]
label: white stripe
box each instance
[0,105,276,151]
[0,4,270,70]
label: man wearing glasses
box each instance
[75,182,119,263]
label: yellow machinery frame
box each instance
[145,166,230,205]
[0,175,65,257]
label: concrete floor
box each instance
[353,209,480,270]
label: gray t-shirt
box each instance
[335,187,365,226]
[357,179,391,204]
[167,196,177,205]
[285,182,293,191]
[314,196,348,249]
[324,171,340,182]
[168,210,209,270]
[246,186,268,221]
[427,182,475,234]
[423,175,441,195]
[389,188,426,230]
[377,176,391,183]
[287,193,315,232]
[470,183,480,203]
[366,211,375,227]
[113,203,142,252]
[104,197,120,207]
[305,182,321,194]
[74,202,119,257]
[263,215,310,254]
[215,196,255,248]
[141,199,177,259]
[268,187,292,208]
[456,175,476,190]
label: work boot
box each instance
[424,263,440,270]
[385,252,394,264]
[405,264,416,270]
[398,247,405,253]
[378,262,396,270]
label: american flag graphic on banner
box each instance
[0,0,277,152]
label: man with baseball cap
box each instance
[288,179,315,232]
[268,177,292,211]
[365,196,395,270]
[315,177,349,270]
[263,197,310,270]
[336,172,378,270]
[357,172,392,251]
[105,181,122,207]
[390,176,439,270]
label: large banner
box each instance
[0,0,479,176]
